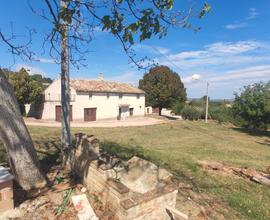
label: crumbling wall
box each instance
[68,133,178,220]
[67,133,100,181]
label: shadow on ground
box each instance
[232,127,270,137]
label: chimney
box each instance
[98,73,104,81]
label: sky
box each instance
[0,0,270,99]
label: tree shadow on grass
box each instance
[256,139,270,147]
[100,141,146,160]
[161,115,179,120]
[13,141,61,207]
[232,127,270,138]
[99,140,201,190]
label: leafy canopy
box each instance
[139,65,186,111]
[2,68,49,114]
[37,0,211,67]
[233,81,270,131]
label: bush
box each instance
[171,101,185,115]
[209,106,233,123]
[181,105,202,120]
[232,82,270,131]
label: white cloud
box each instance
[185,65,270,99]
[134,44,170,55]
[183,74,202,83]
[225,22,247,30]
[158,40,270,71]
[16,64,48,76]
[246,8,259,20]
[206,41,262,54]
[33,57,55,64]
[167,51,206,60]
[154,40,270,98]
[225,8,259,30]
[208,65,270,83]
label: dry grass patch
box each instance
[20,120,270,219]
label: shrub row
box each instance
[179,104,234,123]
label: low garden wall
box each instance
[68,133,179,220]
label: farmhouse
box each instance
[31,75,145,121]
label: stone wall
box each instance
[68,134,178,220]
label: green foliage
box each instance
[199,3,211,18]
[187,98,236,123]
[100,141,145,160]
[181,105,202,120]
[139,66,186,113]
[100,0,192,44]
[2,68,49,114]
[189,98,205,108]
[232,82,270,131]
[60,1,210,48]
[171,101,185,115]
[30,74,52,84]
[209,105,233,123]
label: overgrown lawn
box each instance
[1,120,270,219]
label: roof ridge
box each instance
[71,79,131,84]
[70,79,145,94]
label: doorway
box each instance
[55,105,72,121]
[84,108,97,121]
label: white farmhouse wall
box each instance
[42,77,76,119]
[41,77,145,121]
[145,106,153,114]
[145,106,172,116]
[74,92,145,120]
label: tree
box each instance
[233,81,270,131]
[0,70,46,190]
[34,0,210,149]
[4,68,44,115]
[30,74,53,84]
[139,65,186,115]
[0,0,210,189]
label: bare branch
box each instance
[0,26,35,62]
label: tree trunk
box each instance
[0,71,46,190]
[159,107,162,116]
[60,0,71,152]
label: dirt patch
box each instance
[24,116,167,128]
[176,181,244,220]
[198,160,270,186]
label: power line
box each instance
[149,45,188,78]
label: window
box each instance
[137,94,140,99]
[119,94,123,99]
[107,93,110,99]
[89,93,92,100]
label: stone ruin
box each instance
[68,133,181,220]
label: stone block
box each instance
[0,167,14,213]
[69,134,179,220]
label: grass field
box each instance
[2,120,270,219]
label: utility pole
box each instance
[60,0,71,151]
[205,82,209,123]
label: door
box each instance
[129,108,134,116]
[55,106,61,122]
[55,105,73,122]
[84,108,97,121]
[118,107,122,120]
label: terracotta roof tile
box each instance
[70,80,145,94]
